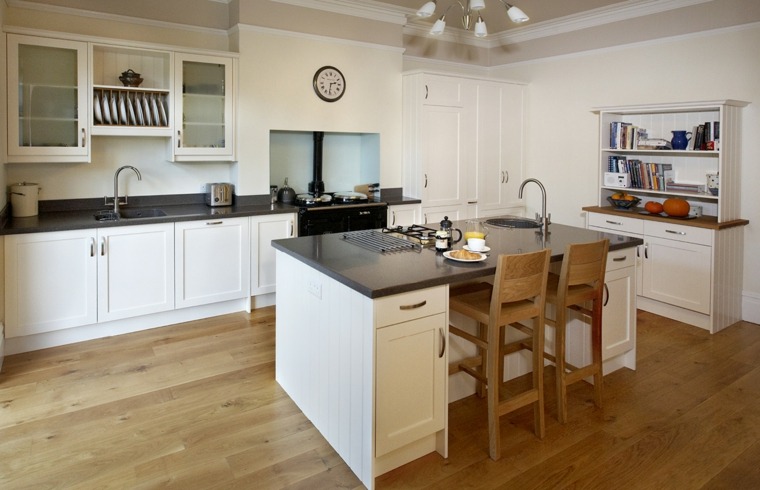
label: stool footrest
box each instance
[450,325,488,350]
[497,388,540,416]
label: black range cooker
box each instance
[296,131,387,236]
[296,191,387,236]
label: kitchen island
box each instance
[272,221,641,489]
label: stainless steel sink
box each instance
[93,208,167,221]
[485,217,541,229]
[119,208,167,219]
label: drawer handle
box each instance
[666,229,687,236]
[439,327,446,358]
[399,300,427,310]
[612,256,627,262]
[206,221,223,225]
[605,220,623,226]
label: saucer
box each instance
[463,245,490,252]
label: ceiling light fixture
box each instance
[417,0,529,38]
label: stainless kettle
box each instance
[277,178,296,204]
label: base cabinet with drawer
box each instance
[587,210,745,333]
[275,252,447,489]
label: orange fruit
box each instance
[645,201,664,214]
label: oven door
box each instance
[298,204,387,236]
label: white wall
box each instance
[234,27,404,196]
[490,25,760,321]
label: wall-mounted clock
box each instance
[313,66,346,102]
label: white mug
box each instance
[467,238,486,251]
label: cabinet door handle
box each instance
[399,300,426,310]
[90,237,95,257]
[424,173,428,188]
[644,244,648,259]
[100,237,107,256]
[612,255,627,262]
[81,128,86,148]
[205,221,223,225]
[603,283,610,307]
[439,327,446,358]
[289,220,294,237]
[177,130,182,148]
[605,220,623,226]
[391,211,396,226]
[665,229,687,236]
[425,84,429,99]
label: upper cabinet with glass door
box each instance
[173,52,236,162]
[7,34,90,163]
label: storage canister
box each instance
[10,182,40,218]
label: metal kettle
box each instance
[277,178,296,204]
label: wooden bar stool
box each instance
[544,239,609,423]
[449,249,551,460]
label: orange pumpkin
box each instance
[645,201,664,214]
[663,198,690,217]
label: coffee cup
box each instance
[467,238,486,251]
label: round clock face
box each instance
[313,66,345,102]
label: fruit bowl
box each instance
[607,195,641,209]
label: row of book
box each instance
[689,121,720,150]
[608,121,720,150]
[609,156,673,191]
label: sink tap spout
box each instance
[113,165,142,214]
[518,178,550,236]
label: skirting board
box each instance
[743,291,760,325]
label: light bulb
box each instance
[474,15,487,37]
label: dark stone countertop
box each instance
[0,189,421,236]
[272,219,643,299]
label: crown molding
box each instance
[6,0,230,37]
[235,23,406,53]
[404,0,714,46]
[271,0,412,26]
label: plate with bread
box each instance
[443,249,487,262]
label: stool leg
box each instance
[591,298,603,408]
[487,323,502,460]
[555,306,569,424]
[476,322,487,398]
[533,316,546,439]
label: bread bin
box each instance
[10,182,40,217]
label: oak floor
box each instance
[1,308,760,489]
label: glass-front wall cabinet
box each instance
[174,53,234,161]
[7,34,89,162]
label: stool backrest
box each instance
[492,249,551,310]
[557,239,609,307]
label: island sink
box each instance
[485,217,541,229]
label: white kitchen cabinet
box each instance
[175,217,250,308]
[375,289,447,458]
[403,72,526,221]
[422,205,461,226]
[602,247,636,366]
[173,52,235,161]
[641,221,711,315]
[97,223,174,322]
[275,253,447,489]
[476,80,525,215]
[6,34,90,163]
[250,213,295,295]
[388,204,421,227]
[587,210,744,333]
[4,230,97,337]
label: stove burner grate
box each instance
[382,224,437,246]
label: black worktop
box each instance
[0,188,421,236]
[272,220,643,299]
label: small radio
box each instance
[604,172,630,188]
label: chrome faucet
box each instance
[518,178,551,236]
[113,165,142,214]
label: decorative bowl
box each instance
[119,69,143,87]
[607,195,641,209]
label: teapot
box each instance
[435,216,462,252]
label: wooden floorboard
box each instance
[1,308,759,488]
